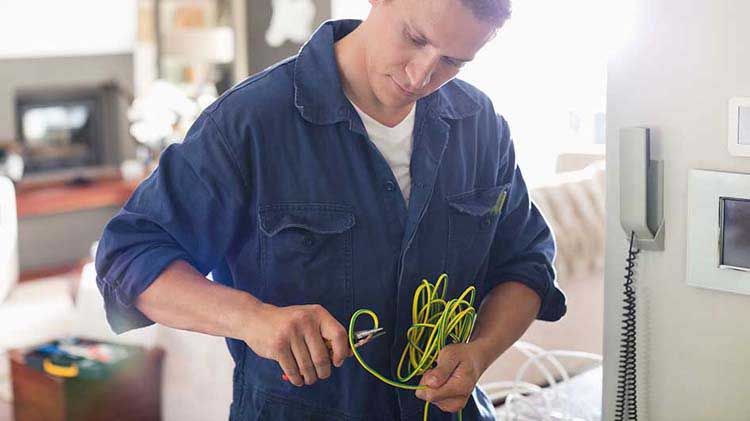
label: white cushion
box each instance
[0,276,75,349]
[0,276,76,402]
[530,161,606,281]
[0,176,18,303]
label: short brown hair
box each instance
[459,0,512,27]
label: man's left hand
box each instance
[414,342,488,413]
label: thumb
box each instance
[424,347,459,388]
[318,313,349,366]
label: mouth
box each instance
[390,76,418,98]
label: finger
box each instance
[304,330,332,380]
[423,346,460,388]
[416,382,465,403]
[421,379,468,402]
[420,375,469,403]
[318,310,350,367]
[417,364,470,402]
[276,345,303,387]
[417,381,467,404]
[290,334,318,385]
[434,396,469,414]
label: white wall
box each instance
[460,0,623,187]
[331,0,370,19]
[603,0,750,419]
[0,0,136,58]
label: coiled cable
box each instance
[349,274,477,421]
[485,341,603,421]
[615,231,639,421]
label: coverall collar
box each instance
[293,19,483,127]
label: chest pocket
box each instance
[446,184,509,282]
[259,204,355,323]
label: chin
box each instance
[370,86,401,108]
[390,87,420,108]
[369,76,410,107]
[384,94,413,108]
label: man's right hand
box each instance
[242,303,351,387]
[133,261,351,387]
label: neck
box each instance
[334,23,414,127]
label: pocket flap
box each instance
[447,184,510,216]
[259,205,356,236]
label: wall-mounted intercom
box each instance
[614,126,665,421]
[619,127,665,250]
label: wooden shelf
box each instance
[19,262,84,283]
[16,177,141,219]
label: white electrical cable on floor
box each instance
[484,341,603,421]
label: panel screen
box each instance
[720,197,750,270]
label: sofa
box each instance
[479,159,606,388]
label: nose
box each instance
[405,50,440,91]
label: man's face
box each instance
[364,0,497,110]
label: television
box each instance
[14,82,122,178]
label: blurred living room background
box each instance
[0,0,624,419]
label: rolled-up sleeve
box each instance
[95,112,250,333]
[482,115,567,322]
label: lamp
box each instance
[160,25,235,102]
[162,26,235,64]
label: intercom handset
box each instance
[619,127,665,250]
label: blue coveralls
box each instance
[95,19,566,421]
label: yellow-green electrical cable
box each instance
[349,274,477,421]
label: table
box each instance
[10,342,164,421]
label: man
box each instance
[95,0,566,419]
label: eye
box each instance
[404,28,427,47]
[410,35,427,47]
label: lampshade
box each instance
[162,26,235,64]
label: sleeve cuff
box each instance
[484,265,567,322]
[96,247,192,334]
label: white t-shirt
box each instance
[349,100,416,204]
